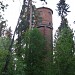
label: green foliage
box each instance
[58,17,68,31]
[0,37,10,74]
[15,28,47,75]
[57,0,70,17]
[0,50,8,74]
[54,20,75,75]
[57,0,70,28]
[0,1,8,37]
[23,28,46,75]
[0,37,10,50]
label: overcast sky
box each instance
[4,0,75,36]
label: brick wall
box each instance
[37,7,53,51]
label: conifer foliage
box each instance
[54,0,75,75]
[54,20,75,75]
[57,0,70,17]
[14,28,46,75]
[0,1,8,37]
[23,28,46,75]
[57,0,70,28]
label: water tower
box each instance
[36,7,53,53]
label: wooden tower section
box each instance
[36,7,53,52]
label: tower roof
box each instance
[37,7,53,14]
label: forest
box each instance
[0,0,75,75]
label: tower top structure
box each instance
[37,7,53,14]
[36,7,53,29]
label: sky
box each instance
[4,0,75,36]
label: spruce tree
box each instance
[53,0,75,75]
[57,0,70,31]
[15,28,46,75]
[54,19,74,75]
[24,28,46,75]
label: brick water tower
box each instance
[36,7,53,52]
